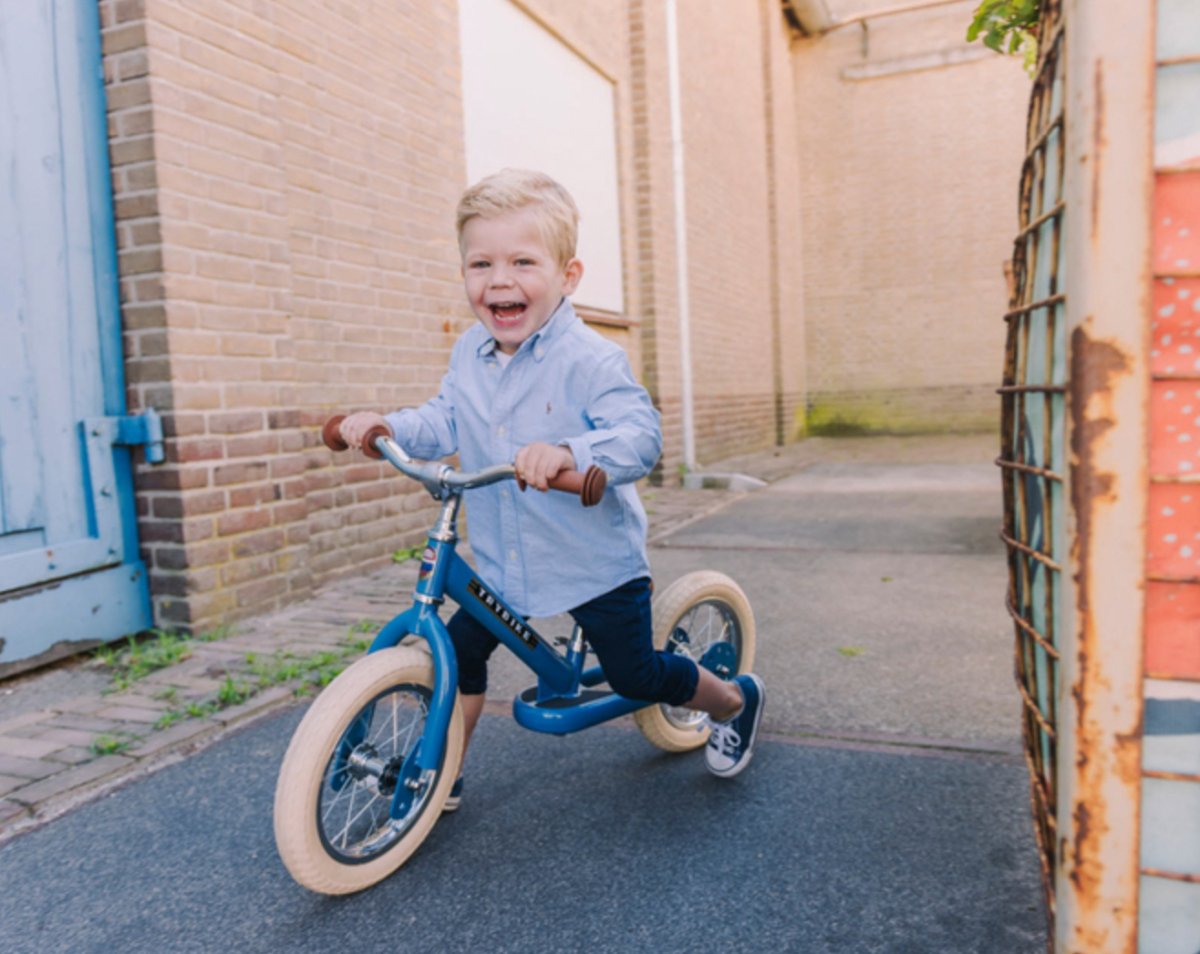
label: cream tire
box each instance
[273,645,463,894]
[633,571,756,752]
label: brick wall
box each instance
[100,0,468,630]
[628,0,804,471]
[792,3,1029,434]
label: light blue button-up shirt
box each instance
[385,299,662,618]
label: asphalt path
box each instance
[0,460,1047,953]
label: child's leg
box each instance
[445,609,499,762]
[576,577,766,778]
[573,576,738,719]
[460,692,486,750]
[685,666,745,722]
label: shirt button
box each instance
[508,549,518,561]
[497,425,506,437]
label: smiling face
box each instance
[460,207,583,354]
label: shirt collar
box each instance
[474,297,577,362]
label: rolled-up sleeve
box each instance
[562,351,662,485]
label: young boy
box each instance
[336,169,765,802]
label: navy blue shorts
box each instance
[446,576,699,706]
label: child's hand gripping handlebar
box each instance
[321,415,607,507]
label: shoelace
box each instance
[708,722,741,756]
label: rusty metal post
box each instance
[1057,1,1154,950]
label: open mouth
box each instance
[488,301,527,324]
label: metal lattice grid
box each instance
[997,1,1066,933]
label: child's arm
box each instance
[336,361,459,459]
[558,350,662,485]
[383,382,457,461]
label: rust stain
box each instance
[1091,60,1106,241]
[1067,326,1140,951]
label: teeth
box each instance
[490,302,525,318]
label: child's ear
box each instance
[563,258,584,295]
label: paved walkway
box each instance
[0,433,994,843]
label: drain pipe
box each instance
[664,0,696,471]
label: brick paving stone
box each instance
[0,775,28,797]
[29,727,98,748]
[0,735,66,760]
[0,710,57,735]
[168,676,226,695]
[92,706,163,725]
[44,713,122,733]
[44,746,94,766]
[0,753,60,780]
[106,693,172,713]
[52,695,113,715]
[8,754,135,806]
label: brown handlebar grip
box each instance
[545,465,607,507]
[321,415,390,460]
[359,425,390,460]
[322,415,348,451]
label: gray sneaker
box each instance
[704,674,765,778]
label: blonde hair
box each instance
[456,169,580,267]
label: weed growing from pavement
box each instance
[148,625,378,732]
[91,625,232,693]
[90,732,134,756]
[246,631,373,699]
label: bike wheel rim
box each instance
[316,682,432,864]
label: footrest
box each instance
[512,684,646,735]
[516,686,613,709]
[698,641,737,679]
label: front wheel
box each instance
[634,571,756,752]
[273,645,463,894]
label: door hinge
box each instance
[108,408,165,463]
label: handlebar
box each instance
[321,415,607,507]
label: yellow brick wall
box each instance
[630,0,805,471]
[101,0,469,627]
[792,3,1029,433]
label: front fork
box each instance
[329,601,459,819]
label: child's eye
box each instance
[468,260,490,269]
[515,258,535,266]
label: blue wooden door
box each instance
[0,0,157,676]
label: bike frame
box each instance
[364,489,653,778]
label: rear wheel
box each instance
[273,645,463,894]
[633,571,756,752]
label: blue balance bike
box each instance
[273,417,756,894]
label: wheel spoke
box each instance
[661,600,742,732]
